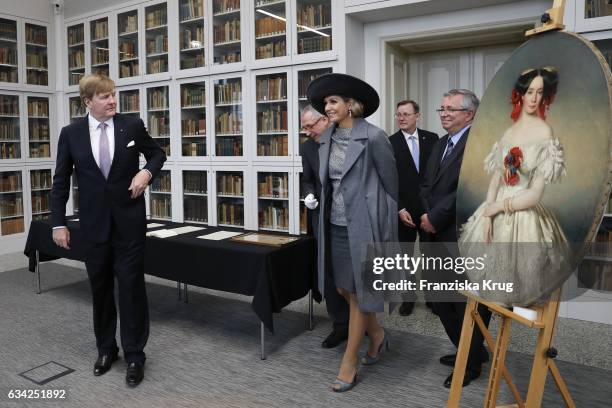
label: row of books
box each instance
[181,53,205,69]
[0,144,20,159]
[217,173,243,195]
[180,0,204,21]
[159,142,171,156]
[69,71,84,86]
[25,25,46,45]
[180,27,205,49]
[69,100,86,117]
[257,107,288,133]
[31,193,50,213]
[298,69,331,97]
[215,137,242,156]
[147,35,168,54]
[217,202,243,226]
[29,144,50,158]
[32,213,50,221]
[256,76,287,101]
[181,118,206,135]
[148,115,170,137]
[213,0,240,14]
[0,97,18,115]
[152,172,171,192]
[29,122,50,140]
[578,261,612,291]
[215,82,242,104]
[257,135,288,156]
[121,93,140,112]
[0,21,17,40]
[300,203,307,232]
[146,8,168,29]
[585,0,612,18]
[297,4,332,29]
[120,61,139,78]
[30,170,51,189]
[26,71,47,86]
[1,217,24,235]
[150,195,172,219]
[0,70,18,83]
[255,40,287,59]
[119,41,138,60]
[297,36,331,54]
[0,195,23,215]
[259,204,288,230]
[258,173,288,198]
[91,20,109,40]
[0,122,19,139]
[214,51,241,64]
[184,196,207,223]
[0,173,21,191]
[68,50,85,69]
[148,89,168,109]
[67,25,84,46]
[182,86,206,107]
[119,13,138,34]
[216,111,242,134]
[255,17,286,38]
[0,47,17,65]
[182,141,206,157]
[589,229,612,257]
[27,100,49,117]
[147,59,168,74]
[184,171,207,193]
[213,19,240,44]
[255,0,283,8]
[92,48,109,65]
[26,53,47,68]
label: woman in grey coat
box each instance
[306,73,399,392]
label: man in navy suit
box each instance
[51,74,166,387]
[300,105,349,348]
[389,100,437,316]
[419,89,491,388]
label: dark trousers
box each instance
[399,224,418,303]
[84,222,149,364]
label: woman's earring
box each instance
[348,108,352,117]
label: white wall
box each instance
[1,0,53,22]
[359,0,551,128]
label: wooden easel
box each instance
[446,289,575,408]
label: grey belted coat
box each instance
[317,118,399,312]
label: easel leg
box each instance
[474,313,524,407]
[260,321,266,360]
[35,250,41,294]
[447,298,478,408]
[177,281,182,301]
[549,360,576,408]
[308,289,314,330]
[485,316,512,408]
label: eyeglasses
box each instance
[436,107,469,115]
[395,112,417,118]
[301,116,324,132]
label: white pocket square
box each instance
[126,140,135,147]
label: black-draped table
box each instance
[24,218,319,359]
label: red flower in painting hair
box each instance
[503,147,523,186]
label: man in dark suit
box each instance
[300,104,349,348]
[51,74,166,387]
[419,89,491,388]
[389,100,437,316]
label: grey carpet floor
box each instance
[1,264,611,408]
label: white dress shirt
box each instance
[88,114,115,166]
[401,128,420,158]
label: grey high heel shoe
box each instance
[331,370,358,392]
[361,330,389,365]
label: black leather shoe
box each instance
[440,353,489,367]
[125,362,144,387]
[93,354,118,376]
[443,368,481,388]
[398,302,415,316]
[321,329,348,348]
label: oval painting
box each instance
[457,31,612,306]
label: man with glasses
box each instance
[300,104,349,349]
[419,89,491,388]
[389,100,437,316]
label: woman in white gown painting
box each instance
[459,67,570,306]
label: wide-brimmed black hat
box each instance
[306,73,380,118]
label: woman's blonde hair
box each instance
[79,74,115,102]
[345,97,364,118]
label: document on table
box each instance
[197,231,244,241]
[146,229,178,238]
[167,226,206,234]
[147,223,165,229]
